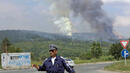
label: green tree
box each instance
[1,38,23,53]
[8,46,23,53]
[1,38,11,53]
[80,51,91,60]
[91,42,102,58]
[109,43,123,60]
[15,48,23,52]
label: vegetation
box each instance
[75,56,114,64]
[0,37,129,63]
[91,42,102,58]
[0,30,130,67]
[109,43,123,60]
[13,40,113,61]
[0,38,23,53]
[104,60,130,72]
[0,38,128,62]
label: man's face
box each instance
[49,49,57,57]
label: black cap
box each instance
[49,44,58,51]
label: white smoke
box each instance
[54,17,72,36]
[50,0,72,36]
[50,0,116,38]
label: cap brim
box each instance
[49,48,56,51]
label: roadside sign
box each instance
[120,40,129,49]
[121,49,129,58]
[121,49,129,65]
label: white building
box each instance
[1,53,31,69]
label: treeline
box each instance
[0,38,130,62]
[0,38,23,53]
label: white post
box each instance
[124,51,127,65]
[125,56,127,65]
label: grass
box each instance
[31,59,111,65]
[104,60,130,72]
[31,61,43,65]
[31,58,113,65]
[74,59,112,64]
[74,56,115,64]
[31,56,115,65]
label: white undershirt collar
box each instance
[51,57,56,65]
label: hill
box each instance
[0,30,118,43]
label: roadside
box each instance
[0,61,125,73]
[0,62,118,73]
[98,70,121,73]
[1,59,130,73]
[74,59,115,64]
[104,60,130,73]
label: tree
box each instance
[7,46,23,53]
[1,38,11,53]
[91,42,102,58]
[1,38,23,53]
[80,51,91,60]
[109,43,123,60]
[15,48,23,52]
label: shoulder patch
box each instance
[60,56,65,59]
[43,58,49,63]
[45,58,48,61]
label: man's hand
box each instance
[32,64,39,69]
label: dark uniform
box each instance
[38,56,75,73]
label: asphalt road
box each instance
[0,62,120,73]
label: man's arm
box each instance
[62,59,75,73]
[32,61,46,71]
[38,62,46,71]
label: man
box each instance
[32,44,75,73]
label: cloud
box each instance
[0,0,59,33]
[113,16,130,27]
[102,0,130,3]
[0,1,24,19]
[124,10,130,15]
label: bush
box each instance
[79,52,92,60]
[99,56,114,61]
[109,43,123,60]
[91,42,102,58]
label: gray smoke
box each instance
[71,0,114,36]
[50,0,116,38]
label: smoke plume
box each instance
[50,0,115,38]
[54,17,72,36]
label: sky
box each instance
[0,0,130,38]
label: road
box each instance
[0,62,120,73]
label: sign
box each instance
[120,40,129,49]
[1,53,31,69]
[121,49,129,58]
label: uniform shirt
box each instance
[38,56,75,73]
[51,57,56,65]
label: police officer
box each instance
[32,44,75,73]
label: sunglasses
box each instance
[49,50,55,52]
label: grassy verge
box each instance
[74,59,113,64]
[31,61,43,65]
[31,56,115,65]
[32,59,114,65]
[74,56,115,64]
[104,60,130,72]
